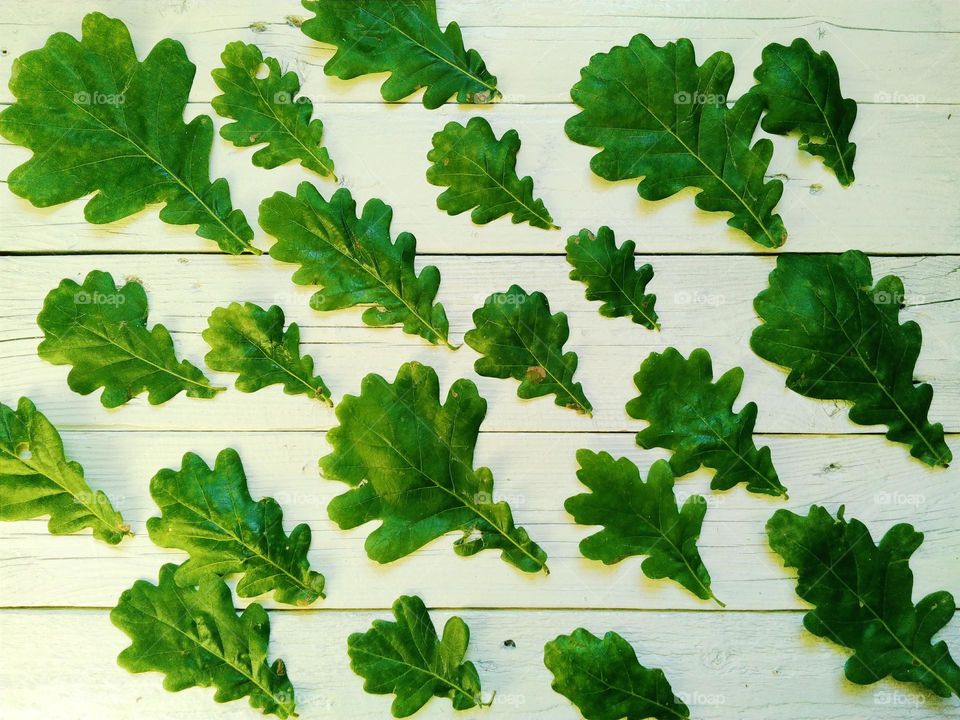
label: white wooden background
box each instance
[0,1,958,718]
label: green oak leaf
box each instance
[464,285,592,415]
[751,250,951,468]
[0,397,130,544]
[301,0,499,109]
[320,361,548,574]
[203,301,332,405]
[426,117,558,230]
[626,347,786,498]
[37,270,223,408]
[565,452,720,605]
[212,41,336,179]
[544,628,690,720]
[566,227,658,329]
[768,505,960,697]
[565,33,787,248]
[111,564,297,718]
[259,183,452,347]
[147,449,325,606]
[347,595,486,717]
[0,12,256,254]
[751,38,857,186]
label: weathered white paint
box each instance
[0,431,956,610]
[0,255,957,433]
[2,607,959,719]
[0,1,957,719]
[2,103,959,254]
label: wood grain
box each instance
[0,431,956,610]
[0,254,956,433]
[2,104,959,254]
[0,2,957,719]
[2,607,956,719]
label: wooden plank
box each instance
[0,254,956,434]
[0,607,953,719]
[1,1,958,105]
[2,103,959,255]
[0,431,956,610]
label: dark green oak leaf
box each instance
[544,628,690,720]
[464,285,592,415]
[426,117,557,230]
[565,33,787,248]
[0,12,256,254]
[768,505,960,697]
[752,250,951,468]
[0,397,130,544]
[259,183,451,347]
[37,270,223,407]
[320,361,548,574]
[347,595,486,717]
[751,38,857,186]
[301,0,499,109]
[565,452,720,605]
[212,41,336,178]
[626,347,786,498]
[566,226,658,329]
[203,301,332,405]
[147,449,325,606]
[111,564,297,718]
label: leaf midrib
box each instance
[450,153,557,229]
[220,65,335,178]
[771,51,851,181]
[812,278,948,465]
[615,490,716,603]
[55,313,222,396]
[787,533,958,696]
[612,56,781,247]
[218,320,330,403]
[579,663,689,720]
[36,74,255,254]
[131,594,294,715]
[357,6,497,96]
[574,239,658,328]
[281,211,451,348]
[360,421,546,572]
[164,486,317,600]
[351,646,477,707]
[0,442,125,537]
[477,308,591,415]
[649,383,785,497]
